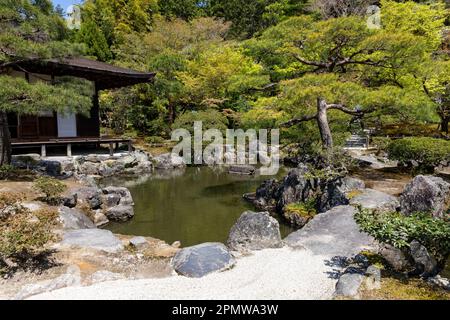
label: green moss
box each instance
[346,189,363,200]
[284,200,317,219]
[360,276,450,300]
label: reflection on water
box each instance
[101,166,295,247]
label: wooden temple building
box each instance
[5,57,155,156]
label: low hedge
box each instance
[387,137,450,173]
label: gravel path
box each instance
[29,247,338,300]
[28,205,375,300]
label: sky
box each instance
[51,0,83,13]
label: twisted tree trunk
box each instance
[281,97,372,151]
[316,98,334,149]
[0,111,11,166]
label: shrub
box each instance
[0,165,35,181]
[144,135,166,144]
[0,206,60,275]
[355,209,450,265]
[372,136,392,153]
[173,110,229,135]
[33,176,67,205]
[387,137,450,173]
[0,192,25,220]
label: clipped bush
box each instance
[0,192,25,220]
[0,206,60,274]
[387,137,450,173]
[355,209,450,267]
[0,165,35,181]
[33,176,67,205]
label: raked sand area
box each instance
[28,205,375,300]
[29,247,337,300]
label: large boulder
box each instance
[73,187,103,210]
[58,207,95,230]
[285,206,375,257]
[154,153,186,170]
[409,240,438,277]
[102,186,134,206]
[227,211,282,251]
[245,179,280,211]
[105,205,134,222]
[275,167,316,212]
[335,273,364,298]
[378,244,412,272]
[61,229,124,253]
[316,177,365,213]
[350,189,400,213]
[400,175,450,218]
[172,242,235,278]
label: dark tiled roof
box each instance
[12,57,156,90]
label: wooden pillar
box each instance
[92,83,101,137]
[41,144,46,157]
[127,140,132,153]
[109,142,114,156]
[67,143,72,157]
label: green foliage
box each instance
[173,110,229,134]
[387,137,450,172]
[355,209,450,264]
[0,201,60,273]
[32,176,67,205]
[75,20,112,61]
[207,0,308,38]
[158,0,204,20]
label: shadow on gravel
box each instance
[324,256,349,279]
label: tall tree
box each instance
[0,0,91,164]
[244,0,448,150]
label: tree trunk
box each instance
[440,116,449,134]
[168,104,176,125]
[0,111,11,166]
[316,98,333,150]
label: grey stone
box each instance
[172,242,235,278]
[285,206,375,257]
[59,207,95,230]
[365,265,382,290]
[400,175,450,218]
[228,165,256,175]
[117,155,138,168]
[227,211,282,251]
[61,229,124,253]
[129,236,148,249]
[75,187,103,210]
[335,273,364,298]
[154,153,186,169]
[378,244,412,272]
[14,265,81,300]
[105,205,134,222]
[427,275,450,291]
[338,177,366,193]
[350,189,400,213]
[62,193,77,208]
[89,270,125,284]
[93,211,109,227]
[410,240,438,276]
[102,186,134,206]
[104,193,121,207]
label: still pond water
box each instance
[102,167,295,247]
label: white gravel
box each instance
[28,247,339,300]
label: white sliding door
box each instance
[57,113,77,138]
